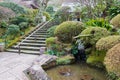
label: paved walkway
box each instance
[0,52,38,80]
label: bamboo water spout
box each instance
[73,34,92,39]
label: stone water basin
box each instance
[46,63,108,80]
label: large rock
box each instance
[27,65,51,80]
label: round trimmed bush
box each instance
[54,21,85,43]
[104,43,120,76]
[80,27,110,46]
[110,14,120,29]
[96,35,120,51]
[46,37,56,47]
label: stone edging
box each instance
[25,54,58,80]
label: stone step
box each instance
[35,31,47,33]
[33,33,48,35]
[11,46,40,51]
[39,28,48,30]
[20,43,46,47]
[30,35,47,38]
[23,40,46,44]
[23,37,46,40]
[6,49,40,55]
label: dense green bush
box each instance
[19,22,28,30]
[87,50,106,68]
[108,2,120,18]
[57,55,74,65]
[46,37,56,47]
[0,21,8,28]
[9,16,28,25]
[45,6,54,17]
[6,24,20,39]
[80,27,110,47]
[110,14,120,29]
[54,21,85,43]
[86,18,112,30]
[47,25,57,37]
[0,2,27,14]
[104,43,120,77]
[96,35,120,51]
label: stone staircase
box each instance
[7,21,52,55]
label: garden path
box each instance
[0,52,38,80]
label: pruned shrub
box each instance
[19,22,28,30]
[47,25,57,37]
[96,35,120,51]
[9,16,28,25]
[46,37,56,47]
[54,21,85,43]
[104,43,120,76]
[110,14,120,29]
[80,27,110,47]
[6,24,20,39]
[0,21,8,28]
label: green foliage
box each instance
[96,35,120,51]
[46,49,64,56]
[54,21,85,43]
[80,27,110,47]
[110,14,120,29]
[104,43,120,77]
[0,28,5,36]
[108,1,120,18]
[57,55,74,65]
[86,18,112,30]
[20,9,38,26]
[0,2,27,14]
[0,21,8,28]
[19,22,28,30]
[46,37,56,47]
[108,72,119,80]
[47,25,57,37]
[43,12,51,21]
[71,44,78,55]
[87,50,106,68]
[45,6,54,17]
[53,6,72,23]
[45,37,72,56]
[9,16,28,25]
[80,1,106,21]
[5,24,20,39]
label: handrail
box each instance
[15,20,51,54]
